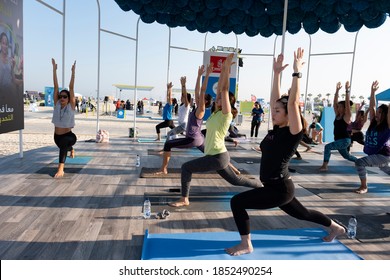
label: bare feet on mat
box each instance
[323,220,347,242]
[233,139,239,147]
[168,197,189,207]
[354,187,368,194]
[225,243,253,256]
[70,149,75,158]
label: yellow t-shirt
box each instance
[205,110,232,155]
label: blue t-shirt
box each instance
[162,103,173,120]
[252,107,264,122]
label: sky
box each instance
[23,0,390,104]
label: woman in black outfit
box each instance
[225,48,346,256]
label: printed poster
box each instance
[0,0,24,134]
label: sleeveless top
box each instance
[185,109,203,140]
[52,101,75,128]
[334,117,350,140]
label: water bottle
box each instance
[143,198,151,219]
[135,155,140,167]
[347,216,357,238]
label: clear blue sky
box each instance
[24,0,390,103]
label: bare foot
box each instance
[323,220,346,242]
[155,138,161,141]
[70,149,75,158]
[153,170,168,175]
[54,170,64,178]
[305,147,312,152]
[233,140,239,147]
[225,243,254,256]
[168,198,189,207]
[354,187,368,194]
[319,165,328,172]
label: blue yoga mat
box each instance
[141,228,362,260]
[52,156,92,165]
[138,138,165,143]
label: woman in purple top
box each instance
[153,64,213,174]
[354,81,390,194]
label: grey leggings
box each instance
[355,154,390,179]
[181,151,262,197]
[323,138,357,163]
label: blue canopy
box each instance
[114,0,390,37]
[376,88,390,102]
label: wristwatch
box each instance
[292,72,302,78]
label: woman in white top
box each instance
[51,58,77,178]
[166,76,191,140]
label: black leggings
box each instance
[230,178,331,235]
[54,131,77,163]
[181,151,262,197]
[250,120,260,137]
[156,120,175,134]
[351,131,365,145]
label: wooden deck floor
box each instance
[0,133,389,260]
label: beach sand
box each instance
[0,105,268,157]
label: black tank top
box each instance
[260,126,303,182]
[333,117,350,140]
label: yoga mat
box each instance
[27,165,83,179]
[141,228,362,260]
[290,165,377,175]
[226,145,247,151]
[148,148,202,156]
[140,167,255,179]
[299,182,390,199]
[232,157,308,164]
[144,191,240,212]
[138,138,165,143]
[231,156,261,164]
[52,156,92,165]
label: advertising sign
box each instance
[0,0,24,134]
[202,51,237,99]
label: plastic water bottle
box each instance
[135,155,140,167]
[143,198,151,219]
[347,216,357,238]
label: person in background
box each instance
[225,48,346,256]
[51,58,77,178]
[354,81,390,194]
[319,81,357,171]
[169,54,262,207]
[309,116,323,144]
[166,76,191,141]
[348,100,368,150]
[250,102,264,137]
[155,83,175,141]
[153,64,213,175]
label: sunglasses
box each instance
[58,95,68,99]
